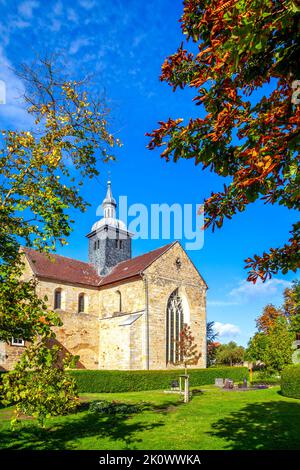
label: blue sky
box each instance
[0,0,298,346]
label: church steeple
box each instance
[102,180,116,219]
[86,179,133,276]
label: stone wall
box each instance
[37,279,100,369]
[98,313,144,370]
[52,311,99,369]
[0,341,27,371]
[98,279,146,369]
[1,258,101,370]
[35,278,100,315]
[145,242,207,370]
[2,243,207,372]
[88,226,132,275]
[99,279,145,318]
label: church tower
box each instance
[87,180,132,275]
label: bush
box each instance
[68,367,249,393]
[251,378,280,386]
[281,365,300,399]
[89,400,141,415]
[0,371,6,385]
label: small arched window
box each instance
[115,239,123,249]
[54,288,62,310]
[78,293,85,313]
[116,290,122,312]
[97,239,100,249]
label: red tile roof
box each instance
[99,242,175,286]
[23,247,102,287]
[22,242,176,287]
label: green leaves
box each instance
[0,341,79,428]
[148,0,300,283]
[0,56,118,426]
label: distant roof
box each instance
[99,242,175,287]
[22,242,176,288]
[23,247,102,287]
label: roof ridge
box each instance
[111,241,176,270]
[22,246,95,268]
[99,241,178,286]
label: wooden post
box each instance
[249,367,253,383]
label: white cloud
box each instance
[78,0,96,10]
[133,34,146,48]
[214,322,241,338]
[53,1,63,16]
[67,8,79,23]
[0,47,33,129]
[229,278,291,301]
[69,37,92,55]
[18,1,39,19]
[207,300,239,307]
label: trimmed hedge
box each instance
[251,378,280,386]
[68,367,249,393]
[281,365,300,399]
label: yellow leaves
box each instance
[58,115,70,124]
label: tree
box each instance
[254,281,300,335]
[283,280,300,333]
[175,323,201,402]
[245,332,268,364]
[215,341,244,366]
[175,323,201,375]
[283,280,300,317]
[206,320,219,366]
[246,281,299,371]
[263,317,294,372]
[0,342,79,428]
[0,56,119,423]
[147,0,300,283]
[256,304,282,334]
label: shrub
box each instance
[89,400,141,415]
[0,371,6,385]
[251,378,280,386]
[281,365,300,399]
[68,367,249,393]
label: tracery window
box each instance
[166,289,184,364]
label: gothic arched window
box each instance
[54,288,62,310]
[166,289,184,364]
[78,293,85,313]
[116,290,122,312]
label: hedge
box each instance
[68,367,249,393]
[281,365,300,399]
[250,378,280,386]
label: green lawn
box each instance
[1,386,300,450]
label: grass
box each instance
[0,386,300,450]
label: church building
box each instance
[1,182,207,371]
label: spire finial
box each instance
[102,174,116,218]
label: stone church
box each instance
[1,182,207,371]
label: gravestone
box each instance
[224,379,234,389]
[170,380,179,390]
[215,378,224,388]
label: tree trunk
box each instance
[184,376,189,403]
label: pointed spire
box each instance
[102,179,116,218]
